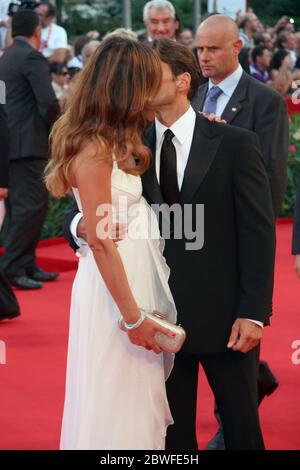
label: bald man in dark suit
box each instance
[292,178,300,278]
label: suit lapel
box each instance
[142,123,164,205]
[192,83,208,113]
[221,72,248,124]
[180,115,223,203]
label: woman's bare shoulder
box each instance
[70,141,112,184]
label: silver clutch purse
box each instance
[118,309,186,353]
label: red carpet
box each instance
[0,222,299,450]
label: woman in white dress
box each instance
[45,37,178,450]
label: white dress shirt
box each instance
[207,65,243,117]
[155,105,196,189]
[40,23,68,58]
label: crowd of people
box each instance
[0,0,299,452]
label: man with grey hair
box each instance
[141,0,178,42]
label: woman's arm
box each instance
[72,147,172,353]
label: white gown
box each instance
[60,163,177,450]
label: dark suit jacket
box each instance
[192,72,289,217]
[63,115,275,354]
[0,38,59,160]
[0,104,9,187]
[292,177,300,254]
[140,115,275,354]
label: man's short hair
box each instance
[152,38,201,101]
[12,10,40,38]
[143,0,176,23]
[252,45,268,63]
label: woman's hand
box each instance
[127,317,175,354]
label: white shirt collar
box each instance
[155,105,196,147]
[208,64,243,97]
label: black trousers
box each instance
[0,158,48,277]
[166,347,264,450]
[0,270,20,317]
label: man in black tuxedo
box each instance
[192,15,287,448]
[0,103,20,320]
[0,10,60,290]
[292,178,300,278]
[64,38,275,449]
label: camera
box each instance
[8,1,40,17]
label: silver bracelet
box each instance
[121,310,146,330]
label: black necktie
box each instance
[160,129,180,205]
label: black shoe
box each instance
[258,360,279,404]
[206,426,226,450]
[0,310,21,321]
[8,275,43,290]
[26,267,59,282]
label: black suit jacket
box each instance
[192,72,289,217]
[63,115,276,354]
[292,177,300,254]
[0,39,59,160]
[140,115,275,354]
[0,104,9,187]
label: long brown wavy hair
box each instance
[45,37,162,197]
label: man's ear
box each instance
[176,72,191,95]
[233,39,243,56]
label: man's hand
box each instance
[295,255,300,280]
[227,318,262,353]
[0,187,8,200]
[76,217,127,243]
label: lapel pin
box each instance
[231,107,237,112]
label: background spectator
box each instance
[50,61,70,99]
[0,102,20,320]
[292,178,300,279]
[250,46,271,83]
[0,9,60,290]
[0,0,9,49]
[38,2,68,63]
[81,39,101,67]
[277,30,297,68]
[178,27,194,49]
